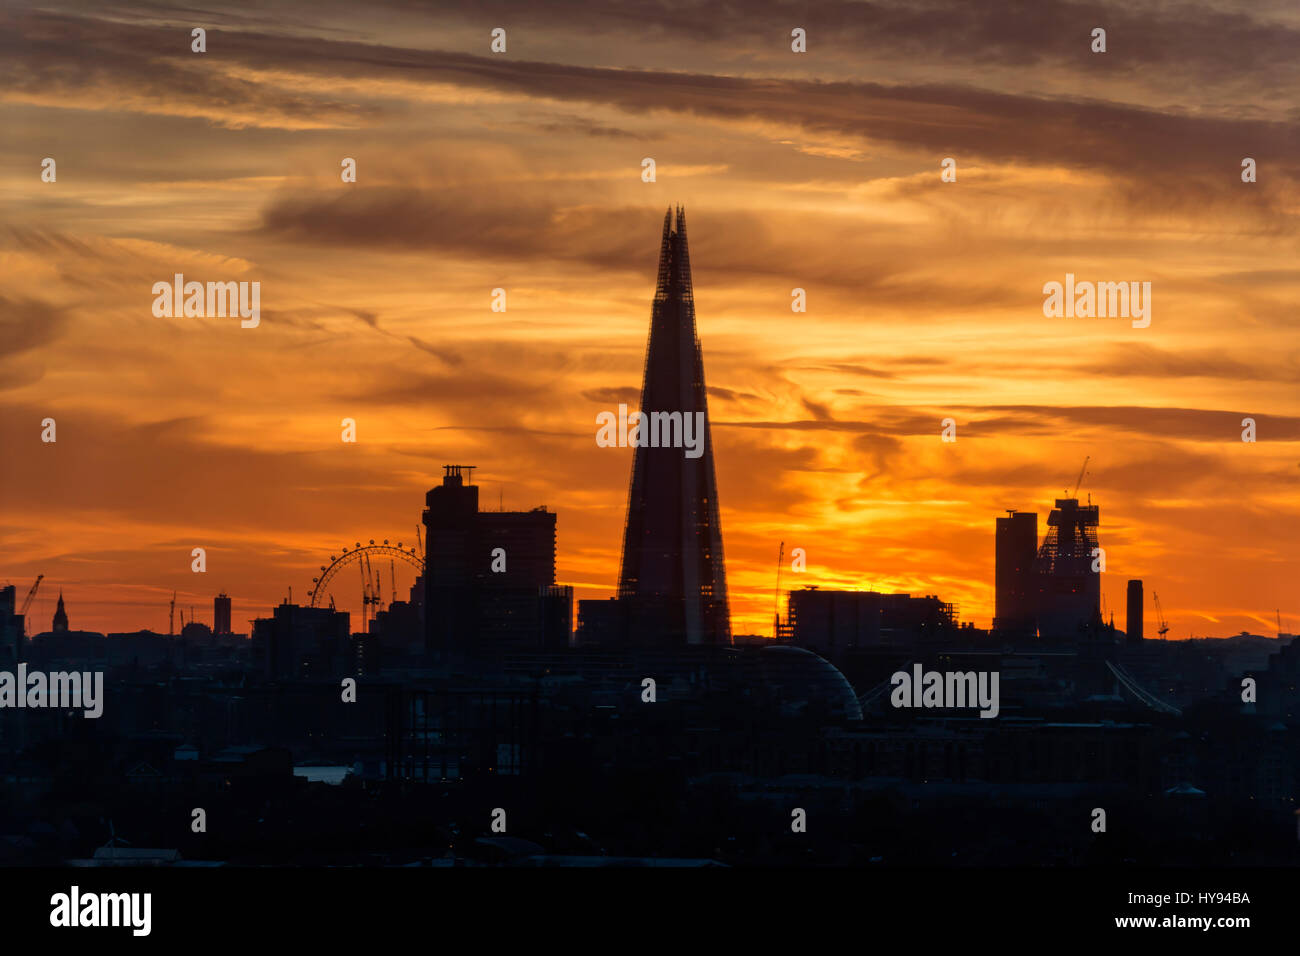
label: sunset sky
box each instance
[2,1,1298,639]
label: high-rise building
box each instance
[422,465,560,657]
[0,585,21,663]
[1033,498,1101,640]
[214,592,232,635]
[994,510,1038,635]
[52,591,68,633]
[423,465,480,657]
[1126,579,1143,643]
[615,207,730,646]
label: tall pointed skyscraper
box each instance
[617,207,731,645]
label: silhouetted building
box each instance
[214,593,232,635]
[784,588,956,654]
[995,510,1037,635]
[1033,498,1100,640]
[0,585,22,663]
[1127,579,1143,643]
[252,601,351,680]
[540,584,574,650]
[422,465,561,658]
[52,591,68,633]
[575,597,626,647]
[423,465,480,657]
[616,207,730,646]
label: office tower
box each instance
[1033,498,1101,640]
[1126,579,1143,643]
[995,510,1038,635]
[0,585,21,662]
[214,592,232,635]
[616,207,731,645]
[422,465,560,657]
[423,465,480,656]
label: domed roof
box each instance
[738,645,863,721]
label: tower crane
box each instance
[1067,455,1091,498]
[774,541,785,637]
[19,575,43,636]
[169,591,176,636]
[1153,591,1170,639]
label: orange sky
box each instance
[2,2,1298,639]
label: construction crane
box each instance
[359,559,370,629]
[390,559,397,605]
[1067,455,1091,498]
[1153,591,1170,640]
[19,575,43,635]
[169,591,176,636]
[774,541,785,636]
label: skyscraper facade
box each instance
[616,207,730,645]
[422,465,560,657]
[214,592,232,635]
[994,510,1038,635]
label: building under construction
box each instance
[1033,497,1101,640]
[994,496,1103,641]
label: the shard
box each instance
[616,207,731,645]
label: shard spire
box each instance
[617,207,731,645]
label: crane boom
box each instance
[1072,455,1091,497]
[19,575,43,636]
[1153,591,1170,639]
[20,575,43,615]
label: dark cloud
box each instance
[722,405,1300,442]
[1076,343,1300,383]
[0,296,69,357]
[6,7,1297,191]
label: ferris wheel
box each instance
[308,538,425,626]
